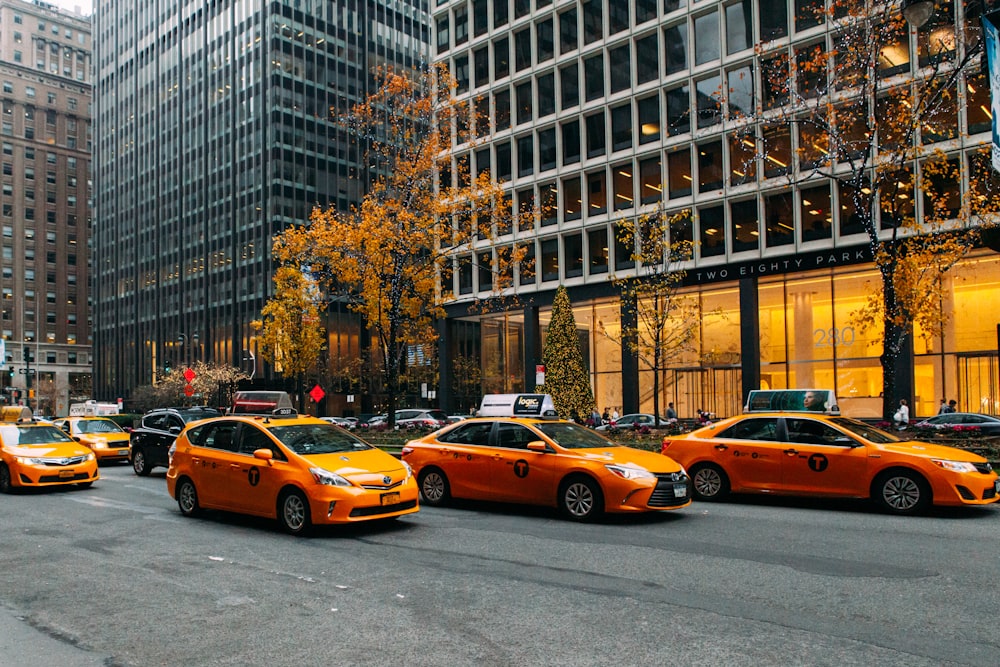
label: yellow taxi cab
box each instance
[661,396,999,515]
[0,407,98,493]
[401,394,691,521]
[166,409,419,535]
[53,416,131,463]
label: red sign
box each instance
[184,384,194,397]
[183,368,196,383]
[309,384,326,402]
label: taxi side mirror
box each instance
[253,448,274,464]
[526,441,548,452]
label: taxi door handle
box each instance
[783,448,799,456]
[714,444,728,451]
[230,464,242,470]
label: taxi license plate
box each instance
[59,470,76,478]
[673,483,687,498]
[118,449,129,456]
[380,492,400,506]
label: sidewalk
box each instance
[0,605,110,667]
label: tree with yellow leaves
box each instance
[727,0,1000,418]
[270,65,517,427]
[251,266,326,409]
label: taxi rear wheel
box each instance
[176,478,201,517]
[418,468,451,507]
[689,463,730,501]
[873,469,931,515]
[559,476,603,521]
[132,448,151,476]
[0,464,11,494]
[278,490,311,536]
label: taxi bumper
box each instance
[85,442,131,461]
[11,459,99,487]
[606,473,692,513]
[308,481,420,524]
[929,472,1000,507]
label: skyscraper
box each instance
[92,0,429,404]
[0,0,91,415]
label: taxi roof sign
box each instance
[744,389,839,415]
[477,394,559,418]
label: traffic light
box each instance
[7,368,12,378]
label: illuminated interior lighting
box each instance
[809,209,821,215]
[618,170,632,178]
[861,187,872,194]
[733,170,745,177]
[968,83,976,93]
[981,105,992,120]
[811,143,829,154]
[779,223,793,230]
[766,156,787,167]
[644,184,663,192]
[641,123,660,135]
[802,199,812,206]
[616,194,634,202]
[704,228,717,235]
[682,175,692,181]
[742,139,755,148]
[751,230,759,236]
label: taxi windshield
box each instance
[828,418,901,444]
[75,419,125,434]
[534,422,615,449]
[1,425,75,445]
[269,424,374,455]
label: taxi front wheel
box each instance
[560,476,603,521]
[873,469,931,515]
[278,490,311,536]
[418,468,451,507]
[176,478,202,517]
[690,463,730,502]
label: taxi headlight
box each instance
[92,438,108,449]
[605,464,656,480]
[931,459,977,473]
[401,460,413,481]
[84,453,95,462]
[16,456,45,465]
[309,467,352,487]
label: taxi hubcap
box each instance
[283,495,306,530]
[694,469,721,497]
[883,476,920,510]
[422,474,444,501]
[565,482,594,517]
[179,483,196,511]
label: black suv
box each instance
[129,406,222,475]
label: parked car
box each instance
[52,416,132,463]
[129,406,222,476]
[395,409,449,429]
[319,416,358,429]
[166,411,419,534]
[1,410,98,493]
[914,413,1000,436]
[661,412,999,515]
[595,413,670,431]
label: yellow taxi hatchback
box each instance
[0,409,98,493]
[661,412,999,515]
[54,416,131,463]
[166,410,419,535]
[401,398,691,521]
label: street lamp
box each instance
[177,333,199,369]
[901,0,934,28]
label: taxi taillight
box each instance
[660,439,672,455]
[400,446,413,457]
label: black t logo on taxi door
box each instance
[807,453,828,472]
[248,467,260,486]
[514,459,529,478]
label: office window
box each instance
[560,8,578,54]
[584,54,604,101]
[765,191,795,246]
[494,37,510,80]
[540,183,559,226]
[639,156,662,204]
[517,134,534,177]
[477,251,492,291]
[730,199,760,252]
[762,124,792,178]
[588,228,609,274]
[699,205,726,257]
[698,140,724,192]
[636,34,659,84]
[694,12,720,65]
[696,75,723,128]
[582,0,603,44]
[666,85,690,136]
[494,88,510,130]
[613,162,634,211]
[609,43,631,94]
[727,65,755,119]
[473,0,489,36]
[801,183,832,242]
[517,187,536,231]
[458,255,473,294]
[611,104,632,151]
[760,0,789,39]
[564,175,582,221]
[515,28,532,71]
[562,119,581,164]
[437,16,450,54]
[560,63,579,109]
[537,73,555,118]
[795,0,824,32]
[538,127,556,171]
[519,241,536,286]
[564,233,584,278]
[494,0,508,27]
[587,170,608,216]
[537,18,554,63]
[614,222,635,269]
[668,148,692,198]
[474,47,489,88]
[516,81,533,124]
[515,0,531,19]
[726,2,753,54]
[454,54,470,94]
[586,112,606,158]
[540,237,559,282]
[729,133,757,186]
[638,95,660,144]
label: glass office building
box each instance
[433,0,1000,419]
[92,0,429,404]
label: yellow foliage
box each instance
[251,266,326,378]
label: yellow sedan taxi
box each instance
[54,416,131,463]
[661,412,999,515]
[166,409,419,535]
[0,407,98,493]
[401,394,691,521]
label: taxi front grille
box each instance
[648,474,691,507]
[349,499,417,517]
[40,456,88,467]
[360,479,404,491]
[984,486,997,500]
[37,472,90,483]
[972,462,993,474]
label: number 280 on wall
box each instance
[814,327,855,348]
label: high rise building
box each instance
[433,0,1000,419]
[0,0,91,415]
[92,0,429,408]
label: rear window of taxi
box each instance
[1,424,75,445]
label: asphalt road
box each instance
[1,464,998,667]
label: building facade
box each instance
[0,0,91,416]
[92,0,428,409]
[433,0,1000,420]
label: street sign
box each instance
[184,384,194,397]
[18,368,36,375]
[309,384,325,402]
[183,368,196,383]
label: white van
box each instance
[477,394,559,418]
[744,389,839,415]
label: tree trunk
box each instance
[880,270,905,421]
